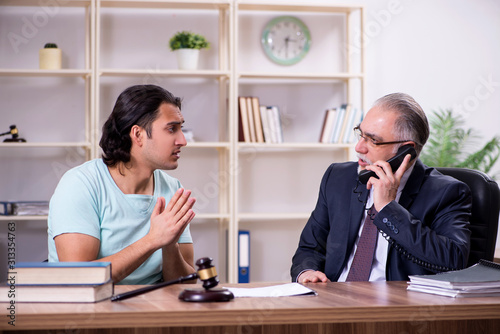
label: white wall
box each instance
[1,0,499,282]
[358,0,500,259]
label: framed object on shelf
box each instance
[260,16,311,66]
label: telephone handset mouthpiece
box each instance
[358,145,417,184]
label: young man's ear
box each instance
[130,125,144,146]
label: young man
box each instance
[291,93,472,283]
[48,85,196,285]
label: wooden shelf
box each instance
[193,213,230,220]
[1,0,92,7]
[237,2,361,13]
[238,72,364,82]
[99,0,230,10]
[99,68,230,78]
[237,142,354,151]
[0,142,92,148]
[185,142,230,149]
[0,215,48,221]
[238,212,310,221]
[0,69,92,78]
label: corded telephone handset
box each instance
[358,144,417,184]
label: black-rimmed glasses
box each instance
[353,125,411,146]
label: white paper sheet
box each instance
[225,283,317,298]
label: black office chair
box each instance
[437,167,500,267]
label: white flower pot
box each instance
[39,48,62,70]
[175,49,200,70]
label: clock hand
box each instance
[285,36,290,57]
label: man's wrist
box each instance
[296,269,314,282]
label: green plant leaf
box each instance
[169,31,210,51]
[421,109,500,179]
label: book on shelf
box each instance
[0,201,50,216]
[238,96,251,142]
[238,96,283,144]
[330,104,347,143]
[10,261,112,285]
[260,105,272,143]
[318,104,362,144]
[266,105,284,143]
[251,96,265,143]
[0,280,113,303]
[337,104,352,143]
[342,107,363,143]
[245,97,257,143]
[319,108,337,143]
[407,259,500,297]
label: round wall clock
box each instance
[261,16,311,66]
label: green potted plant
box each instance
[169,31,209,70]
[39,42,62,70]
[420,109,500,179]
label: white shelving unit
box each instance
[0,0,95,219]
[230,2,364,283]
[94,0,233,280]
[1,0,363,283]
[0,1,96,279]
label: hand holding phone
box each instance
[358,145,417,184]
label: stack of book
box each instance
[1,262,113,303]
[319,104,363,144]
[238,96,283,143]
[407,259,500,297]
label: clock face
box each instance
[261,16,311,66]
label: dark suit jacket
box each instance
[291,160,472,281]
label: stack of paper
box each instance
[407,259,500,297]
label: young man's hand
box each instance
[149,188,196,249]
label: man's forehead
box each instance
[158,103,183,121]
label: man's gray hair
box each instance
[373,92,429,154]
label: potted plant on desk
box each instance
[169,31,209,70]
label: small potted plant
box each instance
[39,43,62,70]
[169,31,209,70]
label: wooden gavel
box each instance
[111,257,234,302]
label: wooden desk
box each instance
[2,282,500,334]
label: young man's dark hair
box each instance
[100,85,183,167]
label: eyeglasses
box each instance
[353,125,411,146]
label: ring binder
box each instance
[238,230,250,283]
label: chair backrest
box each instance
[436,167,500,266]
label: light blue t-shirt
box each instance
[47,159,192,285]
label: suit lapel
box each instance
[399,160,426,208]
[348,180,368,247]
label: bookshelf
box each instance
[0,0,94,226]
[0,0,363,283]
[232,2,364,282]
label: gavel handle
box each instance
[0,125,17,136]
[111,272,198,302]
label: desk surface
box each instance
[3,281,500,331]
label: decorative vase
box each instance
[175,49,200,70]
[39,48,62,70]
